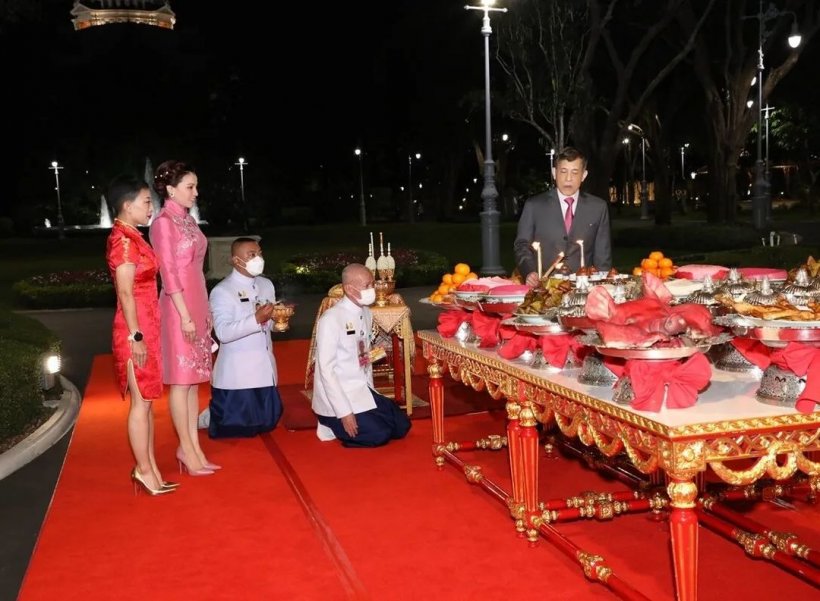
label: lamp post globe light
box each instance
[50,161,65,240]
[354,148,366,226]
[465,0,506,276]
[748,0,801,230]
[407,152,421,223]
[627,124,649,220]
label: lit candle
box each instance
[388,242,391,254]
[379,232,385,256]
[576,239,585,269]
[370,232,374,254]
[531,241,542,279]
[543,251,565,279]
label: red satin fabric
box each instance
[497,330,536,360]
[770,342,820,414]
[540,334,580,368]
[436,310,472,338]
[626,352,712,412]
[472,310,508,348]
[730,338,772,369]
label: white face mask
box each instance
[241,256,265,277]
[358,287,376,306]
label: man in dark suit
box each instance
[514,147,612,286]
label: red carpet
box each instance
[17,342,820,600]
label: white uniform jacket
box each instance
[312,296,376,418]
[209,270,277,390]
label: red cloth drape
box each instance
[436,310,472,338]
[472,310,508,348]
[497,329,536,360]
[626,352,712,412]
[770,342,820,414]
[539,334,582,368]
[730,338,772,369]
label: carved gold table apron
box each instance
[419,330,820,601]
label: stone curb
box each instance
[0,375,80,481]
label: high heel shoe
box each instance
[131,468,174,496]
[161,481,181,490]
[203,461,222,470]
[176,450,214,476]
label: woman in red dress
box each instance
[106,175,177,496]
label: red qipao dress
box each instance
[149,200,213,385]
[106,220,163,400]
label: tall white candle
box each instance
[379,232,385,256]
[531,241,542,279]
[370,232,374,254]
[576,239,585,269]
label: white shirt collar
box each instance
[229,269,256,286]
[558,192,578,213]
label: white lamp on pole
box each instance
[50,161,65,240]
[354,148,366,226]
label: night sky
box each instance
[2,0,484,220]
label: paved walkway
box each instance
[0,286,441,601]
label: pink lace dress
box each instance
[149,200,213,385]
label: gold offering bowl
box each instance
[374,279,396,307]
[271,303,295,332]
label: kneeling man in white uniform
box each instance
[312,263,411,448]
[208,237,283,438]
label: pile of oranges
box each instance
[429,262,478,303]
[632,251,676,280]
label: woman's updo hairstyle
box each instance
[153,160,194,200]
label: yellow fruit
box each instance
[452,273,466,286]
[660,267,675,279]
[632,266,643,276]
[442,273,453,285]
[659,257,673,268]
[437,283,450,295]
[649,251,664,261]
[431,293,444,303]
[454,263,471,276]
[465,272,478,281]
[641,258,658,270]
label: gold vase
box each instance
[271,304,295,332]
[374,280,395,307]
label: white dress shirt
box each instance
[209,270,277,390]
[312,296,376,418]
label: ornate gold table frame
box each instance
[419,330,820,601]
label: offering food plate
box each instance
[477,299,522,315]
[577,333,730,360]
[513,309,559,324]
[558,314,596,332]
[713,313,820,346]
[419,298,464,311]
[502,317,568,336]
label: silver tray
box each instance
[502,317,567,335]
[477,300,522,315]
[558,314,596,332]
[714,314,820,346]
[577,332,731,360]
[512,308,559,324]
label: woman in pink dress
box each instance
[150,160,218,476]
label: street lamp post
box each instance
[354,148,366,226]
[749,0,801,230]
[235,157,249,230]
[627,124,649,220]
[466,0,506,276]
[763,104,775,179]
[407,152,421,223]
[50,161,65,240]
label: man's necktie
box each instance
[564,197,575,233]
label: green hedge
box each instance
[0,310,60,445]
[276,248,449,294]
[12,269,114,310]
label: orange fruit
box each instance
[659,257,673,268]
[441,273,453,285]
[437,283,450,295]
[649,251,664,261]
[660,267,675,279]
[641,258,658,270]
[632,266,643,276]
[454,263,471,276]
[452,272,466,286]
[431,293,443,303]
[464,272,478,281]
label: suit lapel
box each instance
[569,192,591,236]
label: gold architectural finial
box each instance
[71,1,176,31]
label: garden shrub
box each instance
[0,309,60,445]
[13,269,115,309]
[275,248,448,294]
